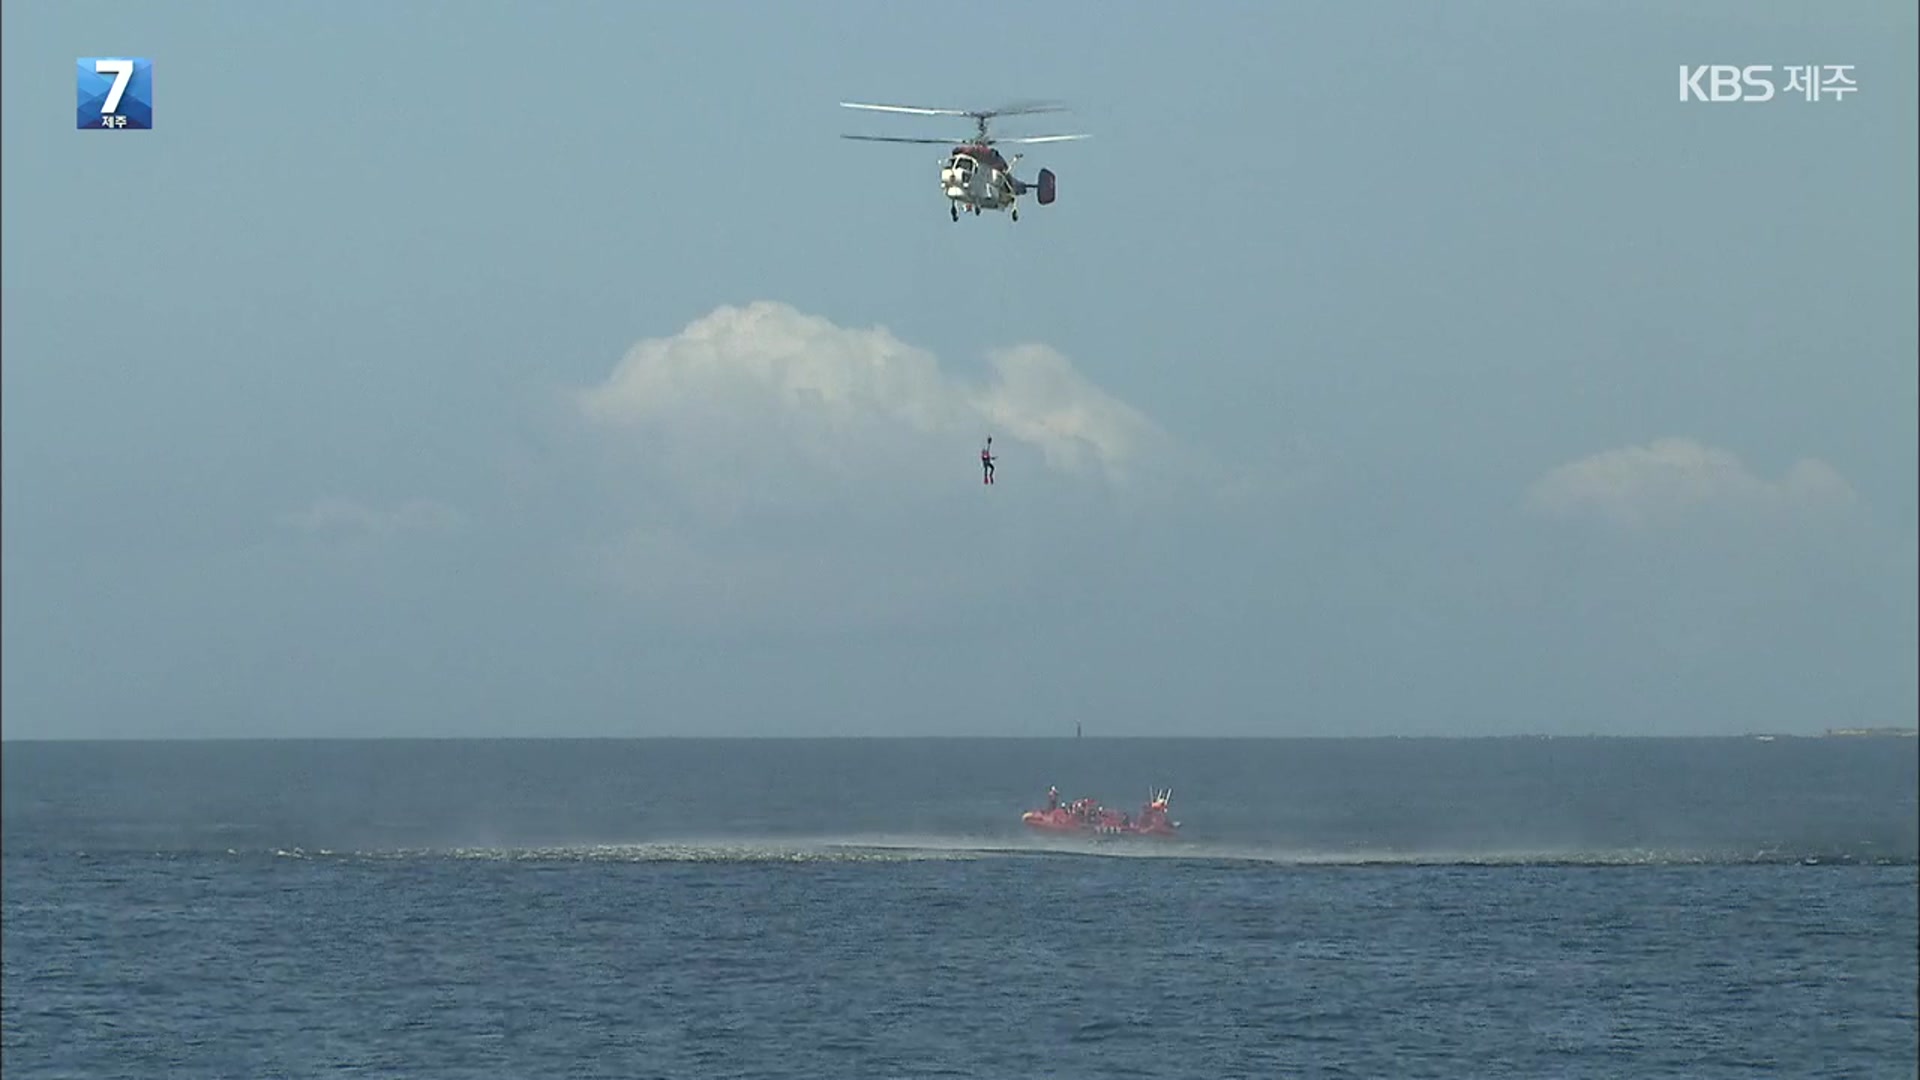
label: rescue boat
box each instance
[1021,788,1180,839]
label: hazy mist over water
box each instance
[5,736,1914,863]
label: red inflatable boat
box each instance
[1021,787,1180,839]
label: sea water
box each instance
[4,736,1915,1078]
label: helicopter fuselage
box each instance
[940,144,1046,221]
[941,145,1014,211]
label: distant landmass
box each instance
[1821,727,1920,738]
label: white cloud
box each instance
[1526,437,1856,531]
[577,301,1177,494]
[569,301,1193,625]
[281,497,465,538]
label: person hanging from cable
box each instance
[980,436,995,485]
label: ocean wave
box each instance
[174,836,1918,868]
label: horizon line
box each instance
[4,730,1914,745]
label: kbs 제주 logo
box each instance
[1677,64,1857,102]
[77,57,153,129]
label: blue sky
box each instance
[4,1,1915,738]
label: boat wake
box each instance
[232,834,1917,868]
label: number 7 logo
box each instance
[77,57,153,130]
[96,59,134,113]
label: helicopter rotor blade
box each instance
[841,100,1070,122]
[840,135,958,145]
[840,101,972,117]
[979,101,1068,118]
[996,134,1090,144]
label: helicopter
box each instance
[840,101,1089,222]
